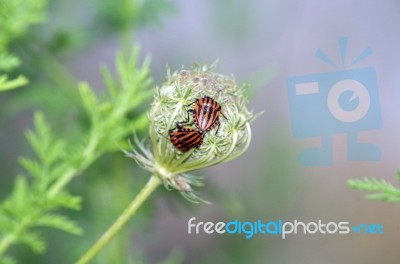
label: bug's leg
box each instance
[215,120,220,135]
[184,100,196,108]
[169,123,179,134]
[187,109,194,121]
[215,112,227,135]
[175,123,184,129]
[220,112,227,120]
[176,121,194,128]
[176,109,194,127]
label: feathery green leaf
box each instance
[348,177,400,203]
[35,214,82,235]
[17,231,46,254]
[0,46,151,260]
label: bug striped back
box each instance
[193,96,221,132]
[169,128,204,152]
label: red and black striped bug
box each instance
[169,127,204,152]
[179,96,225,134]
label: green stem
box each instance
[47,167,76,198]
[76,175,161,264]
[119,0,137,54]
[48,136,100,198]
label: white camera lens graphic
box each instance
[327,79,370,123]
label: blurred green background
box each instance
[1,0,400,263]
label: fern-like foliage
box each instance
[0,47,151,262]
[0,0,48,91]
[348,171,400,203]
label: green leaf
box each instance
[0,0,48,92]
[35,214,82,235]
[348,177,400,203]
[25,112,52,163]
[115,46,152,93]
[0,0,49,93]
[0,74,28,91]
[0,0,47,46]
[25,112,65,166]
[366,193,389,200]
[348,178,400,193]
[18,157,42,180]
[17,231,46,254]
[45,139,66,165]
[11,176,29,210]
[51,193,82,210]
[101,64,118,101]
[0,46,152,261]
[78,82,100,122]
[386,195,400,203]
[116,49,137,89]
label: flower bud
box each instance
[126,64,256,202]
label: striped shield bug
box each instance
[179,96,225,134]
[169,127,204,152]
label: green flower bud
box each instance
[125,63,256,202]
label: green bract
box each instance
[126,64,255,202]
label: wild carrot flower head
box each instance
[125,63,256,202]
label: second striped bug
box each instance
[169,127,204,152]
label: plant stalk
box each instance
[76,175,161,264]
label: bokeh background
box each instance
[1,0,400,263]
